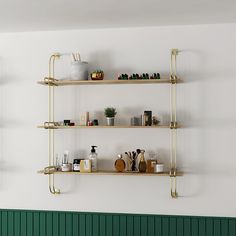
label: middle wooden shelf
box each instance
[37,124,174,129]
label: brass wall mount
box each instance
[48,53,61,194]
[169,48,179,198]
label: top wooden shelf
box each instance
[37,78,182,86]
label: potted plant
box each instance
[104,107,117,126]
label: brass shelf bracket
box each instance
[43,166,57,175]
[47,53,61,194]
[43,77,58,86]
[43,122,59,129]
[169,49,179,198]
[170,121,178,129]
[169,168,178,198]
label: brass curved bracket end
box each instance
[171,49,179,56]
[171,190,178,198]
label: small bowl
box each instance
[90,71,104,80]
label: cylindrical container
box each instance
[147,159,157,173]
[155,164,164,173]
[61,163,72,172]
[93,119,99,126]
[89,146,98,171]
[71,61,88,80]
[131,117,141,126]
[106,117,114,126]
[73,159,82,172]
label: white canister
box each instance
[61,163,72,172]
[71,61,88,80]
[155,164,164,173]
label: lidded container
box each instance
[73,159,82,172]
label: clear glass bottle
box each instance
[89,146,98,171]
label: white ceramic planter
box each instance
[155,164,164,173]
[71,61,88,80]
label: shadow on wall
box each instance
[177,49,209,198]
[88,50,135,80]
[177,48,236,198]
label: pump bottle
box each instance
[89,146,98,171]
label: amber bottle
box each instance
[138,150,146,173]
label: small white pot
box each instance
[61,163,72,172]
[155,164,164,173]
[71,61,88,80]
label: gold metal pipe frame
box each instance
[169,49,179,198]
[48,53,61,194]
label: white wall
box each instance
[0,24,235,217]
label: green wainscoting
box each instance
[0,209,235,236]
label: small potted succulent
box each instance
[104,107,117,126]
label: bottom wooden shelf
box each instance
[38,170,183,176]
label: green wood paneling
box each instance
[0,209,235,236]
[99,215,106,236]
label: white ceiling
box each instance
[0,0,236,32]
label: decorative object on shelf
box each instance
[87,120,93,126]
[150,73,160,79]
[104,107,117,126]
[61,150,72,172]
[71,52,88,80]
[136,149,141,168]
[61,163,72,172]
[55,154,61,171]
[125,152,131,171]
[115,154,126,172]
[118,73,160,80]
[80,112,89,126]
[73,159,82,172]
[130,116,142,126]
[125,149,140,171]
[152,116,160,126]
[138,150,147,173]
[80,160,92,173]
[93,119,99,126]
[118,74,129,80]
[90,70,104,80]
[140,73,149,80]
[64,120,70,126]
[89,146,98,171]
[155,163,164,173]
[129,74,140,80]
[144,111,152,126]
[147,159,157,173]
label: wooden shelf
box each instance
[37,125,171,129]
[37,78,182,86]
[38,170,183,176]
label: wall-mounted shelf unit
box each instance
[38,49,182,198]
[37,124,175,129]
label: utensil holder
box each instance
[71,61,88,80]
